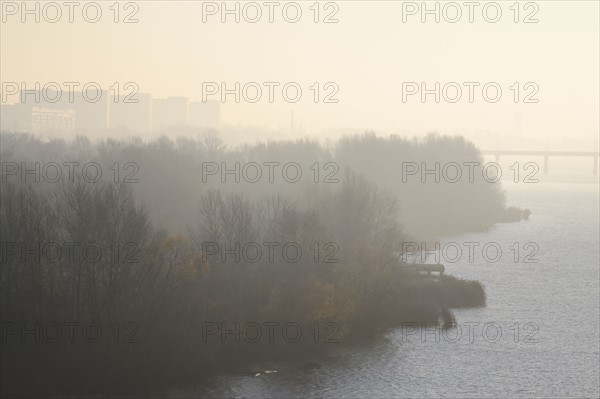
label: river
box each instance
[165,181,600,398]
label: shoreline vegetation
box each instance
[2,131,507,395]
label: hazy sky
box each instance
[1,0,599,142]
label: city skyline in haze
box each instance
[1,1,599,145]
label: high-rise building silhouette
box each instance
[110,93,152,132]
[1,91,220,134]
[152,96,189,130]
[189,100,220,128]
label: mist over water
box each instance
[1,1,599,398]
[168,182,600,398]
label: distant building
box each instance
[110,93,152,132]
[2,91,220,134]
[18,89,109,131]
[0,104,32,132]
[189,101,220,128]
[72,92,109,131]
[152,97,189,130]
[0,103,75,133]
[31,106,76,133]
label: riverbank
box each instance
[1,274,485,397]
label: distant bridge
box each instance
[481,150,599,175]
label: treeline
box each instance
[0,131,520,237]
[0,131,489,395]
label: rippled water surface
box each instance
[166,182,600,398]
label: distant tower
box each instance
[543,136,549,174]
[594,134,599,176]
[495,135,500,163]
[290,110,295,134]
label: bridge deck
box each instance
[482,150,599,157]
[481,150,599,175]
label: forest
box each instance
[0,131,515,394]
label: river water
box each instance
[166,181,600,398]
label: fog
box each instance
[0,1,599,398]
[2,1,598,138]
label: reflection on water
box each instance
[167,183,599,398]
